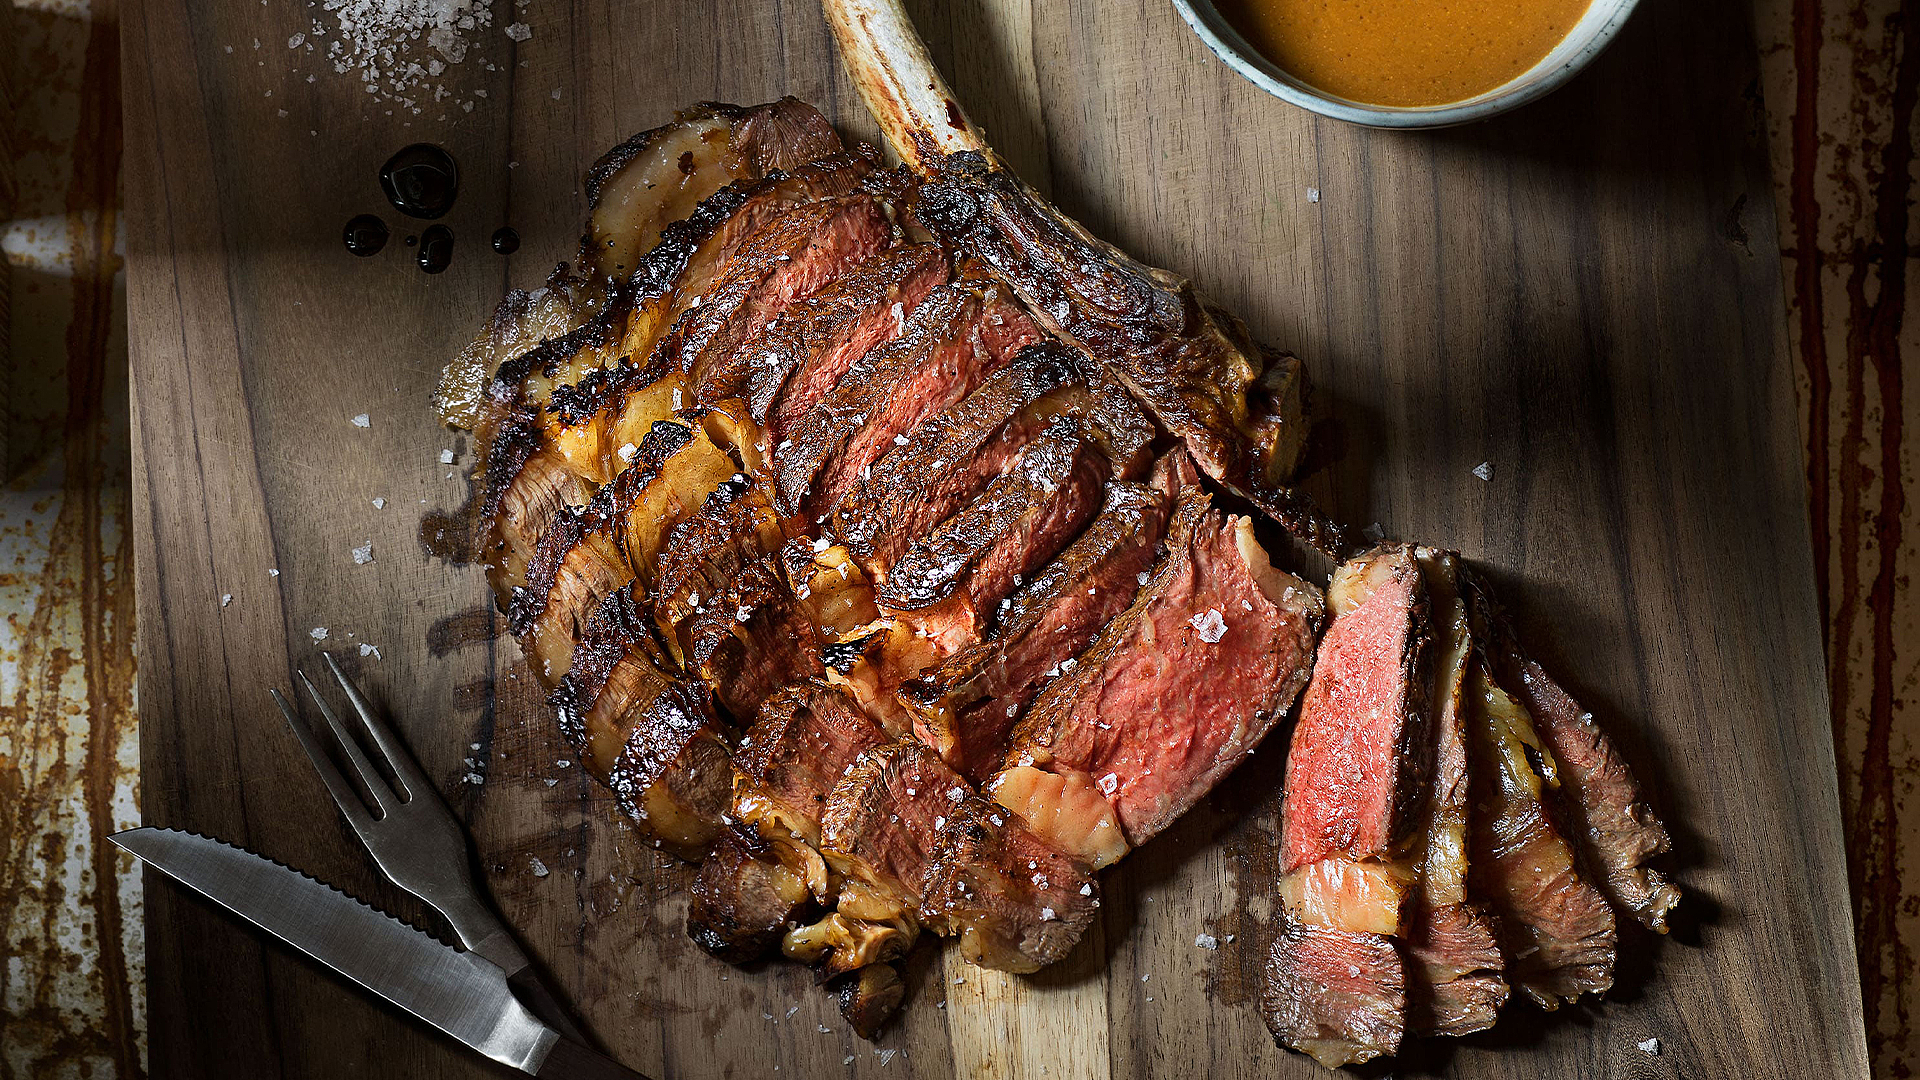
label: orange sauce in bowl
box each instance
[1216,0,1594,108]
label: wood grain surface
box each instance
[123,0,1868,1077]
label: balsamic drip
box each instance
[491,226,520,254]
[418,225,455,274]
[380,143,460,220]
[342,214,389,256]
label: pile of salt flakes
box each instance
[264,0,536,118]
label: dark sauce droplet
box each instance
[405,234,418,246]
[380,143,460,220]
[343,214,389,256]
[417,225,454,274]
[491,226,520,254]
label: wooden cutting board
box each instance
[123,0,1868,1076]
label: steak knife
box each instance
[112,827,648,1080]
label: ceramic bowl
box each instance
[1170,0,1641,128]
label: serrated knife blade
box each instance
[112,827,561,1073]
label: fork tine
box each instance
[272,688,376,834]
[321,651,432,803]
[298,669,399,816]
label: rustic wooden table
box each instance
[117,0,1868,1076]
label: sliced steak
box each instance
[829,340,1082,570]
[668,193,895,401]
[619,152,877,376]
[1006,488,1323,845]
[1478,585,1682,934]
[735,681,891,844]
[915,153,1309,500]
[509,499,632,686]
[550,584,729,859]
[876,416,1112,653]
[1404,549,1507,1037]
[682,554,824,720]
[819,740,960,917]
[901,470,1177,782]
[1465,662,1618,1008]
[584,97,844,286]
[1262,915,1406,1070]
[686,826,819,964]
[1402,903,1506,1039]
[1268,546,1430,1066]
[1280,546,1433,871]
[605,419,745,593]
[652,476,784,664]
[774,268,1043,521]
[917,794,1100,973]
[748,243,950,453]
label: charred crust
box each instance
[508,503,599,636]
[822,630,885,675]
[829,963,906,1040]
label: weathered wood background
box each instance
[100,0,1877,1076]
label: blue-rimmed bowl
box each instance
[1171,0,1641,128]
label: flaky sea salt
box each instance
[1039,907,1056,921]
[1307,187,1321,203]
[350,413,370,427]
[372,497,386,509]
[504,21,530,40]
[221,594,233,607]
[1195,933,1219,950]
[439,448,455,464]
[1473,461,1494,481]
[529,856,549,878]
[1190,607,1228,643]
[360,643,382,658]
[310,627,329,641]
[1637,1038,1661,1055]
[352,541,374,565]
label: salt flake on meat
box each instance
[1190,607,1227,643]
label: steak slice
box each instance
[550,584,730,859]
[917,794,1100,973]
[1403,549,1507,1037]
[736,681,891,844]
[876,416,1112,652]
[689,683,889,966]
[1479,587,1682,934]
[652,476,783,665]
[900,462,1182,782]
[605,419,745,593]
[668,193,895,401]
[774,268,1044,521]
[1465,661,1618,1008]
[830,340,1082,569]
[686,826,819,964]
[1280,546,1434,871]
[1263,915,1406,1070]
[619,152,878,380]
[914,153,1309,500]
[681,554,824,721]
[436,100,839,428]
[749,243,951,454]
[1006,488,1323,846]
[1268,546,1431,1067]
[509,500,631,686]
[819,740,958,917]
[584,97,844,287]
